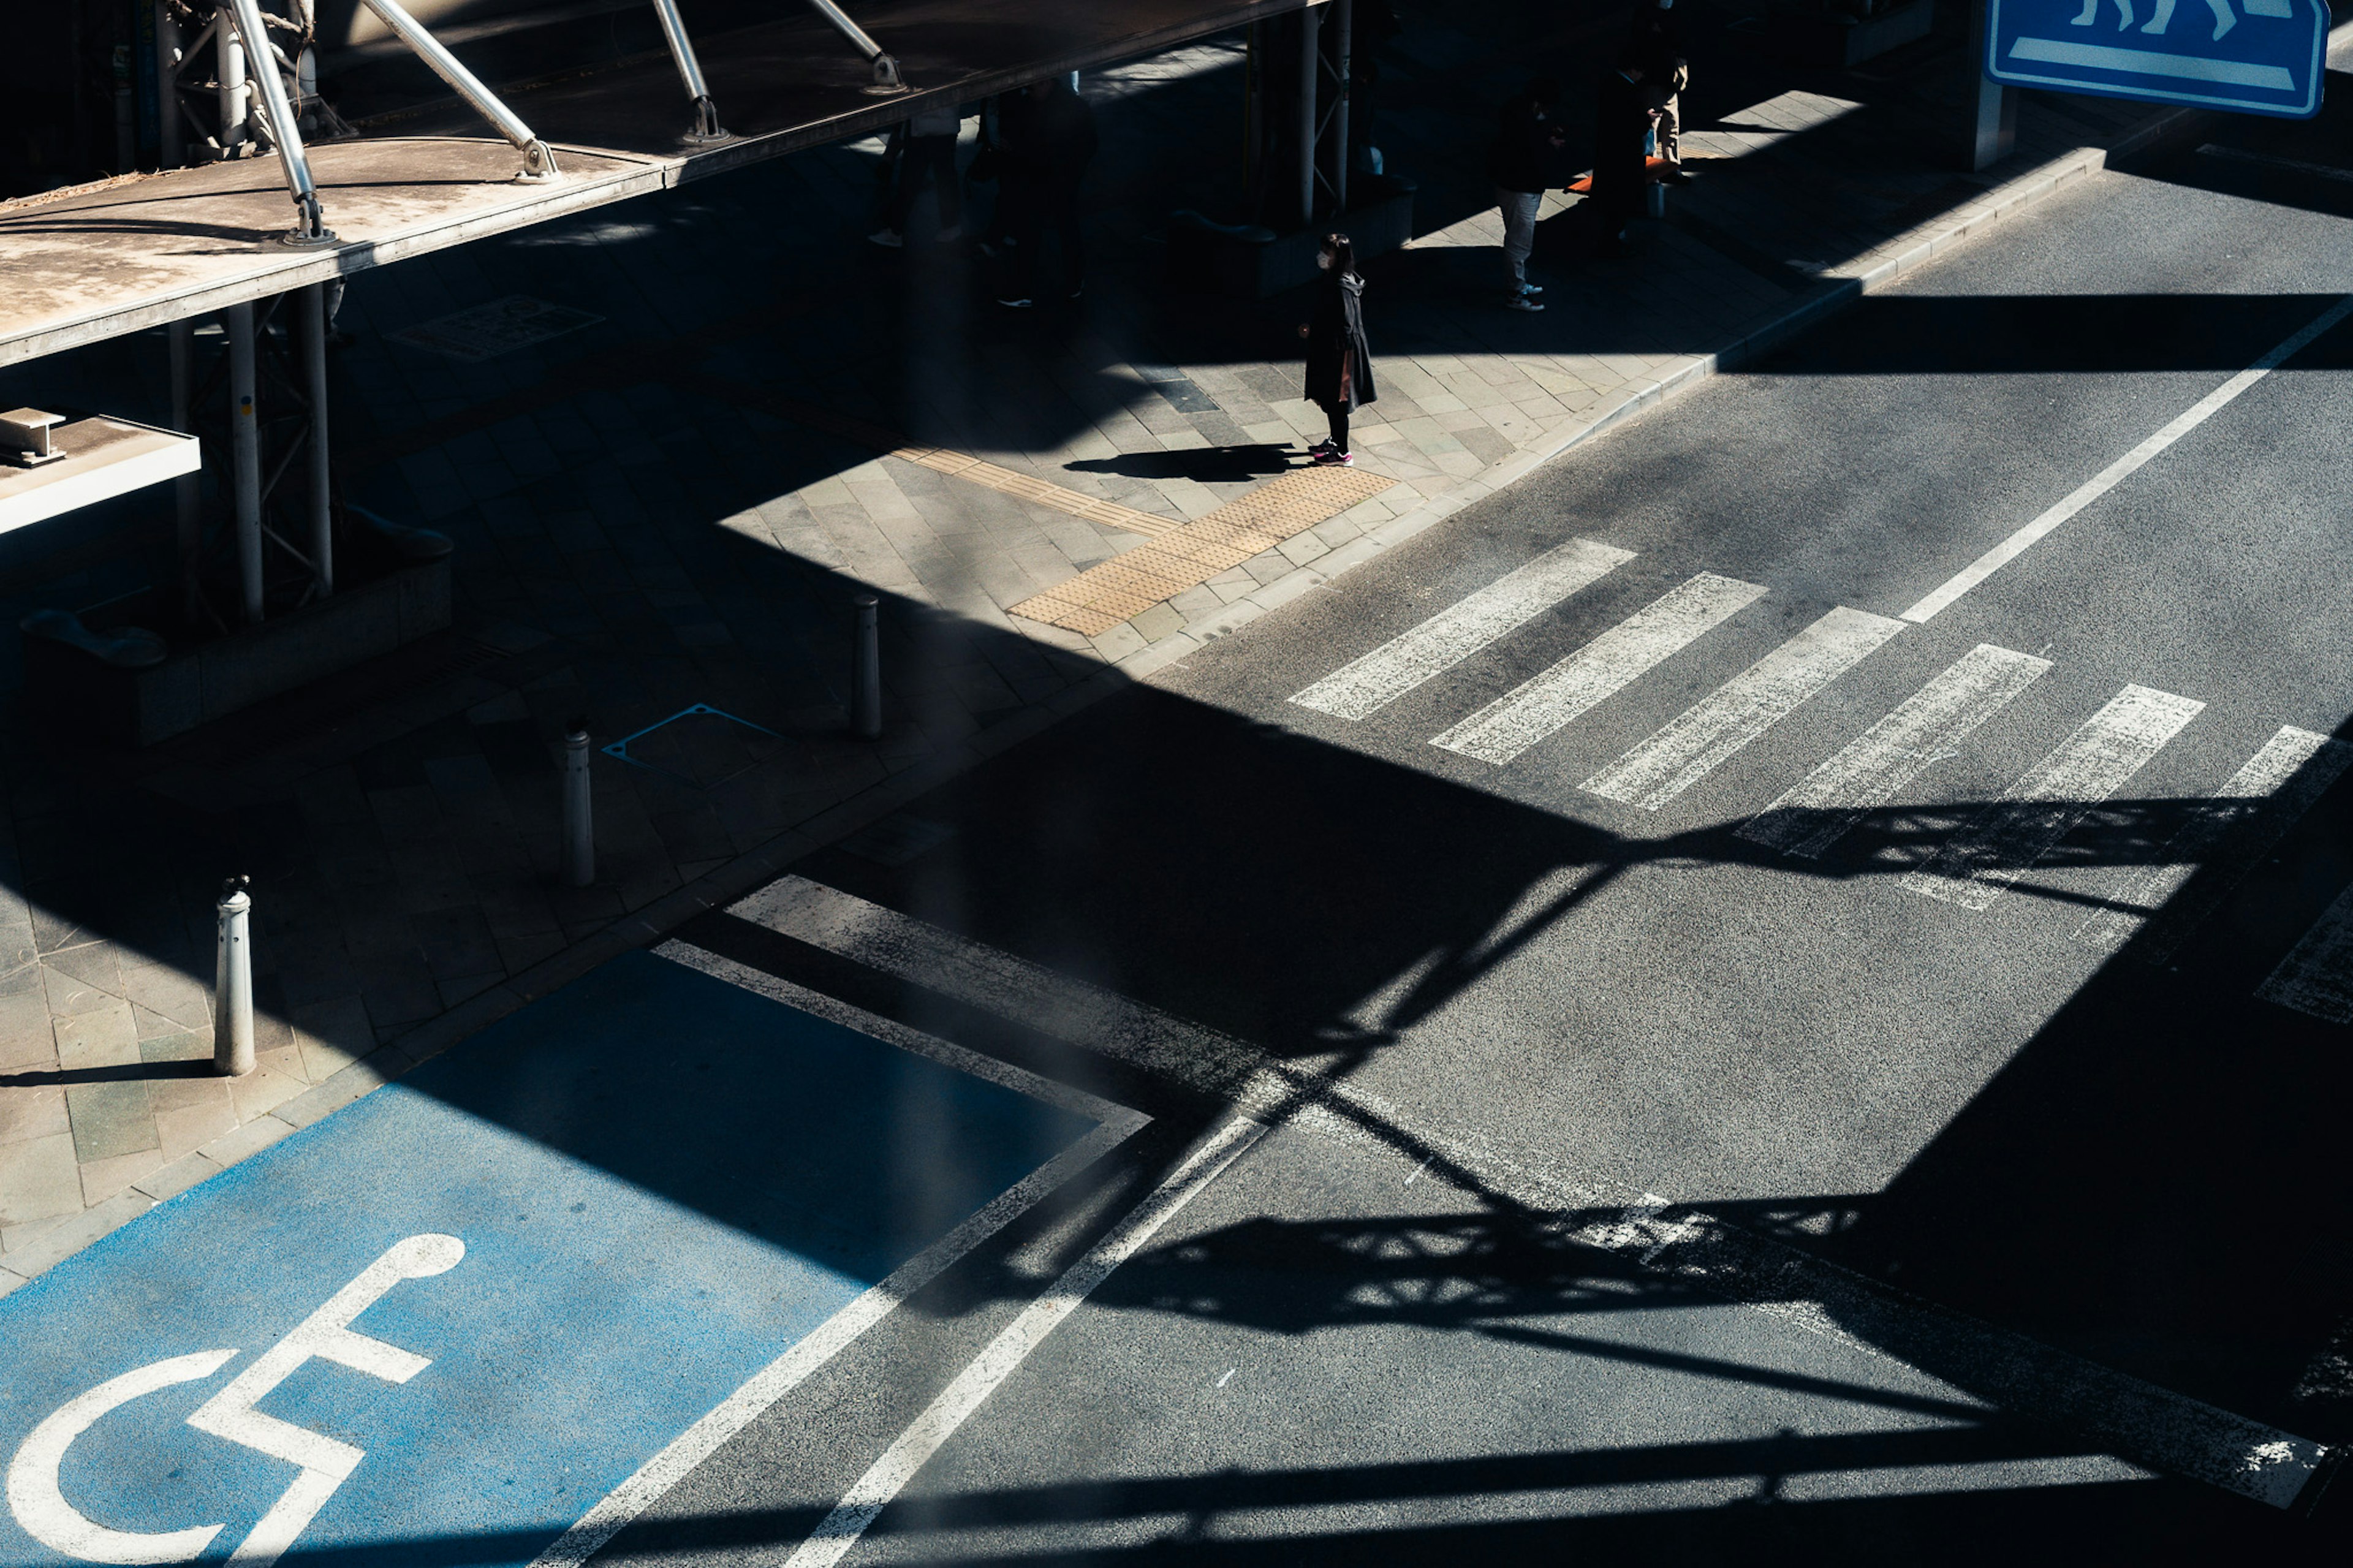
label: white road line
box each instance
[1900,294,2353,624]
[784,1116,1267,1568]
[2255,881,2353,1024]
[525,961,1146,1568]
[2077,727,2353,960]
[1905,685,2205,912]
[1582,605,1904,811]
[1290,538,1635,720]
[1738,644,2053,858]
[736,875,2329,1510]
[1431,573,1768,765]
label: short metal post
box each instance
[562,721,594,887]
[227,300,263,623]
[214,876,254,1077]
[170,317,200,622]
[852,594,882,740]
[216,8,249,153]
[302,281,332,596]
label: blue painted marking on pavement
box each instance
[1988,0,2328,118]
[0,950,1096,1567]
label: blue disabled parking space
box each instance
[0,950,1107,1567]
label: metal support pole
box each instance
[800,0,904,89]
[647,0,725,139]
[228,300,263,624]
[355,0,562,178]
[170,317,200,622]
[216,8,250,153]
[1328,0,1351,214]
[154,1,181,167]
[225,0,335,242]
[1297,4,1319,228]
[852,594,882,740]
[302,282,332,596]
[214,877,254,1077]
[562,722,594,886]
[1966,0,2015,172]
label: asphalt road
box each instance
[616,107,2353,1566]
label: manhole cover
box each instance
[605,705,783,788]
[388,296,605,362]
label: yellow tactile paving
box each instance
[1009,465,1395,638]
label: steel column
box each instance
[1966,0,2015,171]
[1328,0,1351,215]
[227,301,263,624]
[170,318,200,621]
[302,281,333,596]
[216,9,249,153]
[153,1,181,167]
[1297,4,1319,227]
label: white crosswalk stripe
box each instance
[2256,881,2353,1023]
[1738,644,2053,858]
[1431,573,1767,766]
[1582,605,1905,811]
[2076,726,2353,961]
[1904,685,2205,912]
[1290,538,1635,720]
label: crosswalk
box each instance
[1285,536,2353,1021]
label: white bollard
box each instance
[562,722,594,887]
[214,877,254,1077]
[852,594,882,740]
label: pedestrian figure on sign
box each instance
[1488,76,1565,311]
[870,100,967,247]
[1297,233,1375,466]
[1588,48,1656,257]
[998,76,1098,306]
[1631,0,1693,185]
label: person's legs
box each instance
[1657,94,1689,181]
[1329,404,1349,452]
[1001,179,1044,301]
[921,135,963,230]
[889,142,933,232]
[1496,186,1538,289]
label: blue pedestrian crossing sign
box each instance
[1987,0,2329,118]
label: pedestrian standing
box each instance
[1631,0,1692,185]
[998,77,1097,307]
[1488,76,1564,311]
[1588,50,1654,257]
[1297,233,1376,466]
[870,100,966,247]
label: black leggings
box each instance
[1323,403,1349,453]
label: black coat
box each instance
[1486,95,1555,194]
[1303,271,1376,412]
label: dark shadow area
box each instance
[1756,292,2353,376]
[2132,67,2353,226]
[773,677,2353,1452]
[1066,444,1302,482]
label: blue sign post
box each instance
[1987,0,2330,118]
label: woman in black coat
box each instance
[1298,233,1376,466]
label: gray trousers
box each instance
[1496,187,1541,288]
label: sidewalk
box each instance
[0,2,2220,1288]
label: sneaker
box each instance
[1306,438,1336,456]
[996,295,1034,309]
[1517,282,1545,295]
[867,228,903,248]
[1312,449,1355,466]
[936,224,964,241]
[1066,284,1083,300]
[1660,167,1694,186]
[1504,294,1545,312]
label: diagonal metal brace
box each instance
[355,0,563,181]
[801,0,907,93]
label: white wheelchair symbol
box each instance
[4,1234,463,1566]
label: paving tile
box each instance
[65,1078,158,1163]
[0,1132,81,1225]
